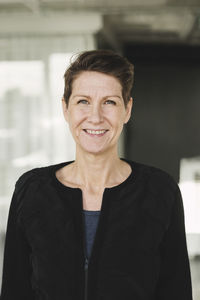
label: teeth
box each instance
[86,129,106,135]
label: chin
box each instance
[77,140,116,156]
[83,148,105,155]
[78,143,107,154]
[81,144,117,156]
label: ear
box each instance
[124,97,133,124]
[62,98,69,123]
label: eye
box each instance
[77,99,89,105]
[105,100,116,105]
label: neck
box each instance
[72,148,125,191]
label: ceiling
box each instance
[0,0,200,49]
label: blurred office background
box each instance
[0,0,200,299]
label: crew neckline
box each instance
[82,210,101,215]
[52,158,138,192]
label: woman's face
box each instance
[62,71,132,155]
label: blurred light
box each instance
[180,181,200,234]
[179,157,200,235]
[12,151,49,167]
[0,61,44,98]
[0,128,17,138]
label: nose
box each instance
[87,103,103,124]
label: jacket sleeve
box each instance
[155,184,193,300]
[0,183,35,300]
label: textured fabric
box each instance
[0,158,193,300]
[82,210,101,260]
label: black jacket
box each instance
[0,159,193,300]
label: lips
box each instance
[83,129,108,136]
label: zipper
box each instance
[82,212,89,300]
[84,257,89,300]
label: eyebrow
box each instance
[72,95,122,100]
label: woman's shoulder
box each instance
[15,161,71,192]
[128,159,178,190]
[129,160,182,226]
[11,162,72,219]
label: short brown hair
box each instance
[63,49,134,108]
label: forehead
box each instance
[71,71,122,95]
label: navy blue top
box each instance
[82,210,101,260]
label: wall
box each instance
[125,44,200,182]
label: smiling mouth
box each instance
[83,129,108,136]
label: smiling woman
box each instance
[0,50,193,300]
[62,71,132,157]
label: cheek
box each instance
[68,111,86,126]
[107,110,126,125]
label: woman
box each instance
[0,50,193,300]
